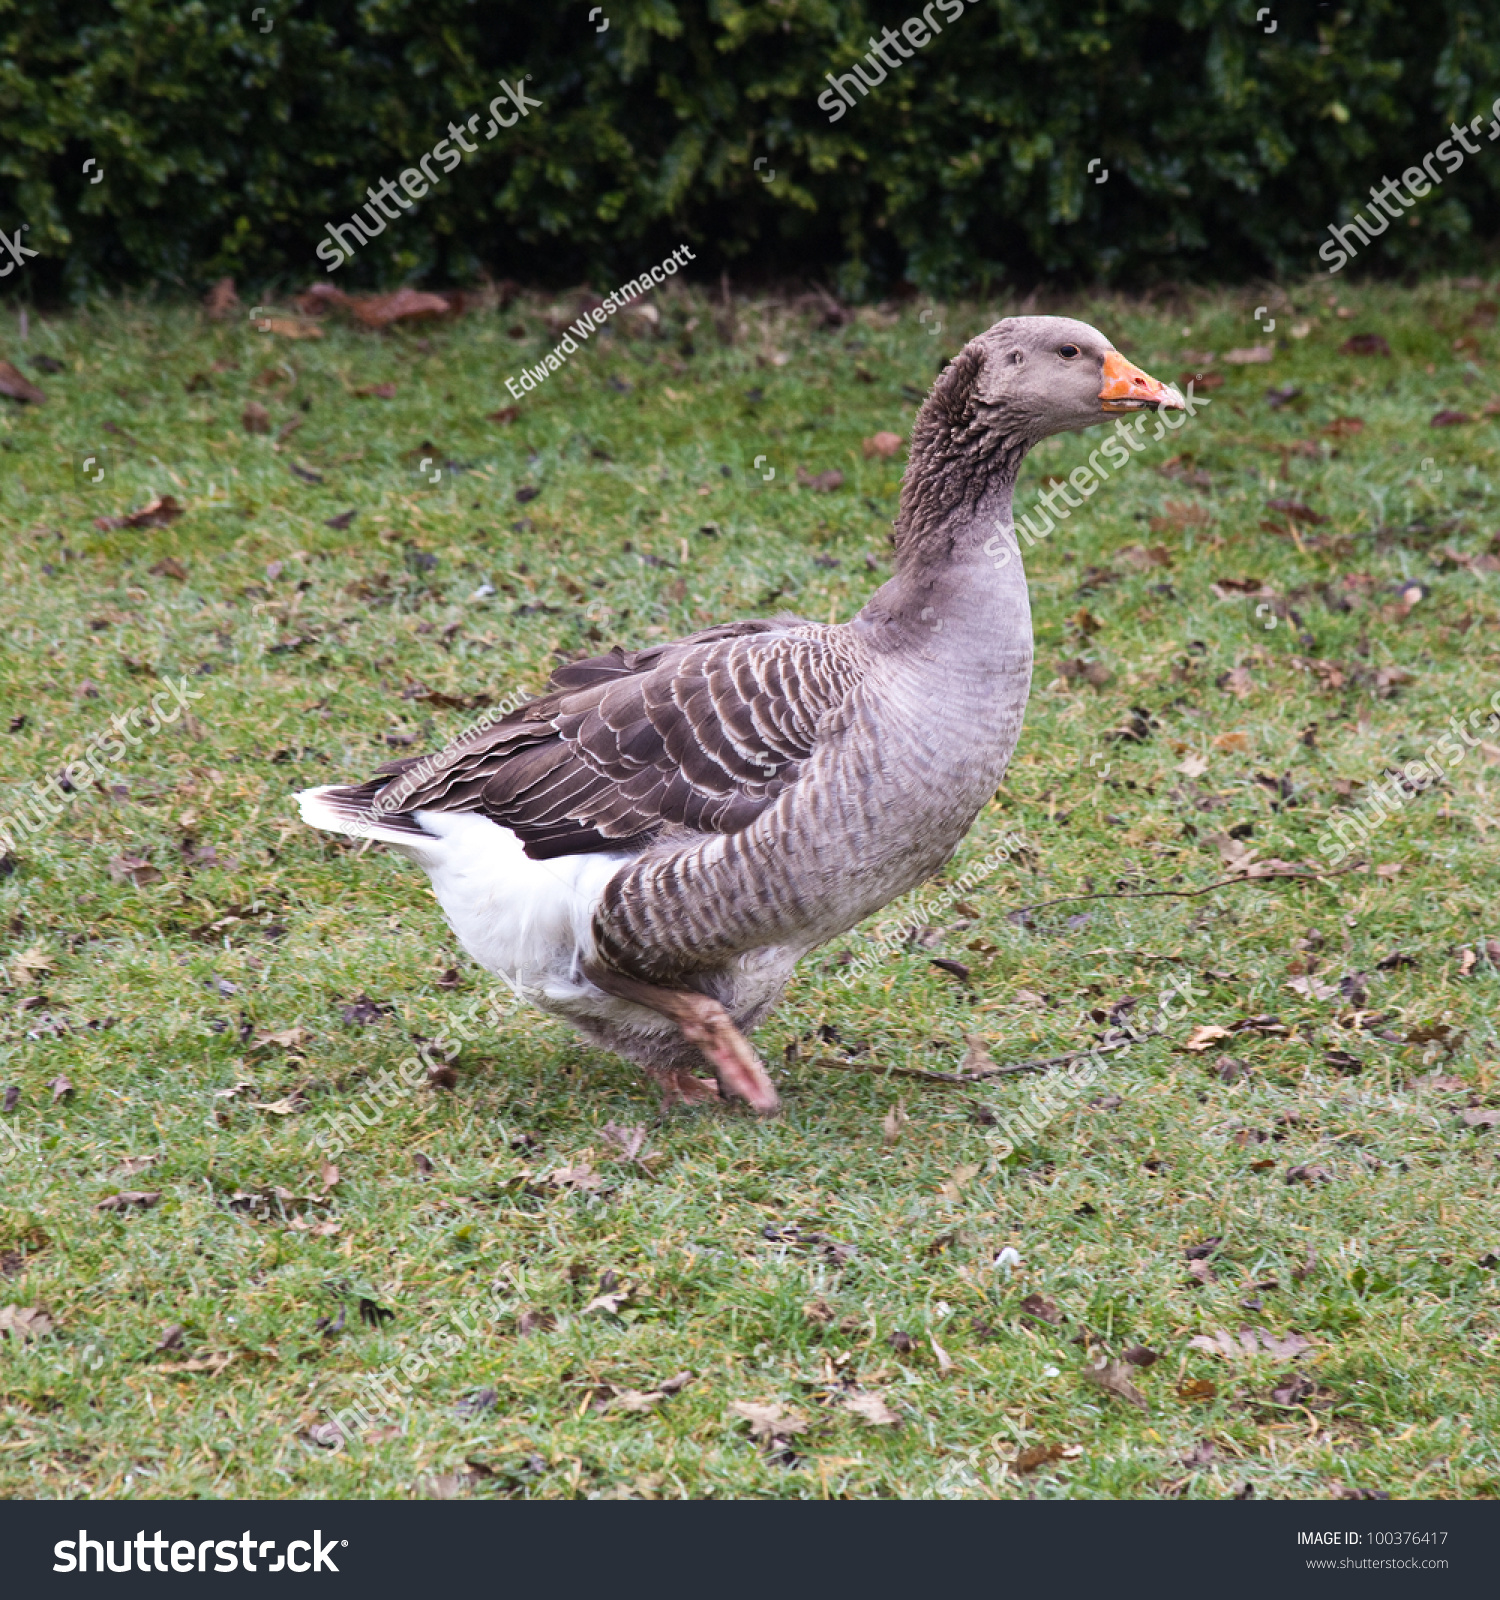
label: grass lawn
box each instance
[1,276,1498,1501]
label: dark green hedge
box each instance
[2,0,1499,300]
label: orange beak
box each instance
[1099,350,1185,414]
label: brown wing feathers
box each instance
[325,623,862,861]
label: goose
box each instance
[298,316,1182,1116]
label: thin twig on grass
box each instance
[1006,861,1365,919]
[813,1030,1162,1087]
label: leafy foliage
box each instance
[1,2,1499,294]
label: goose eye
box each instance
[1058,343,1081,359]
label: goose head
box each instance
[894,315,1183,556]
[968,314,1184,444]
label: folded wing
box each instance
[318,620,864,859]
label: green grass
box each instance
[1,276,1498,1501]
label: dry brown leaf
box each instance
[958,1035,996,1076]
[928,1332,955,1374]
[349,289,452,328]
[1176,752,1209,778]
[95,1191,161,1213]
[8,944,52,984]
[0,361,46,405]
[1184,1024,1233,1052]
[844,1392,902,1427]
[1085,1358,1147,1410]
[0,1304,53,1341]
[862,431,904,458]
[1286,975,1339,1001]
[253,316,324,340]
[203,277,239,319]
[731,1400,809,1440]
[881,1103,908,1147]
[1211,730,1250,752]
[94,495,184,532]
[150,1351,233,1375]
[252,1026,313,1052]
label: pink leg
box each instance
[584,964,781,1116]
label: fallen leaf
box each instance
[1184,1024,1233,1053]
[731,1400,808,1440]
[94,495,185,532]
[1012,1442,1067,1474]
[148,556,189,581]
[1285,1164,1333,1185]
[0,361,46,404]
[795,467,844,492]
[115,1154,159,1176]
[1265,498,1328,525]
[1270,1373,1316,1407]
[242,400,272,434]
[1223,345,1274,364]
[1211,730,1250,753]
[928,1332,955,1374]
[516,1309,556,1337]
[862,431,904,458]
[1462,1107,1500,1128]
[1321,416,1365,437]
[1286,975,1339,1001]
[844,1392,902,1427]
[251,1096,306,1117]
[1085,1358,1147,1410]
[1123,1345,1160,1367]
[252,1026,313,1052]
[1177,1377,1217,1401]
[348,289,452,329]
[339,994,389,1026]
[1176,752,1209,777]
[151,1352,233,1375]
[0,1304,53,1340]
[601,1121,656,1170]
[203,277,239,319]
[254,317,324,340]
[881,1103,908,1147]
[95,1191,161,1213]
[1431,409,1472,427]
[47,1074,74,1104]
[1339,333,1390,357]
[550,1163,606,1194]
[1019,1292,1064,1326]
[1219,666,1254,699]
[487,406,521,424]
[352,382,397,400]
[1115,543,1173,570]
